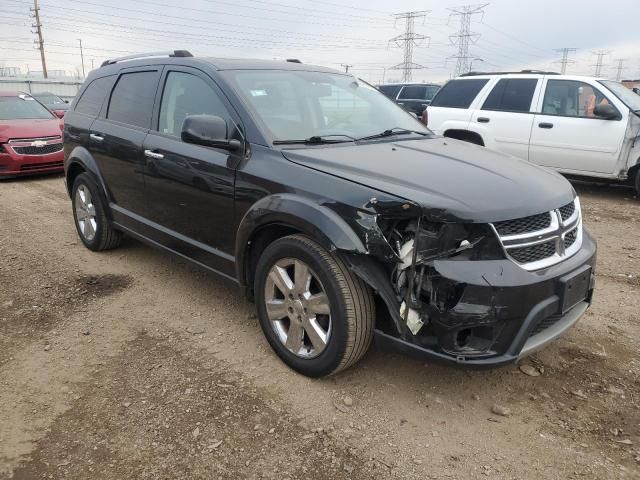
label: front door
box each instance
[529,79,627,174]
[142,67,242,276]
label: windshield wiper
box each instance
[356,127,428,142]
[273,134,356,145]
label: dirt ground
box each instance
[0,175,638,479]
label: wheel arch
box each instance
[443,129,485,146]
[235,194,368,296]
[65,146,107,198]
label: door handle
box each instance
[144,149,164,160]
[538,122,554,129]
[477,117,490,123]
[89,133,104,142]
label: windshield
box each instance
[34,94,65,106]
[600,80,640,111]
[0,96,54,120]
[223,70,429,142]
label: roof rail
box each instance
[286,59,302,63]
[460,69,560,77]
[101,50,193,67]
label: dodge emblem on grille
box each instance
[31,140,47,147]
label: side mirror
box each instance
[64,99,69,104]
[593,103,619,120]
[53,110,65,118]
[181,115,242,152]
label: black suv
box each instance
[378,82,440,116]
[63,51,596,377]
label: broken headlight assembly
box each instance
[380,218,504,337]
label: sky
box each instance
[1,0,639,83]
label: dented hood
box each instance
[0,118,63,143]
[281,137,575,223]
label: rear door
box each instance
[426,78,490,134]
[90,68,161,219]
[469,76,541,160]
[141,66,242,276]
[396,85,439,116]
[529,78,627,174]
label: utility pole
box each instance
[553,47,577,74]
[448,4,488,77]
[30,0,47,79]
[389,11,430,82]
[592,50,611,77]
[340,63,353,73]
[78,38,85,78]
[614,58,626,81]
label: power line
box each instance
[448,3,488,76]
[592,50,611,77]
[553,47,577,74]
[29,0,47,78]
[389,10,430,82]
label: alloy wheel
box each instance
[264,258,332,359]
[74,185,97,241]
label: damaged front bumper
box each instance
[369,229,597,368]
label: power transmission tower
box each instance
[553,48,577,74]
[614,58,626,81]
[389,10,430,82]
[340,63,353,73]
[592,50,611,77]
[30,0,47,79]
[448,4,488,77]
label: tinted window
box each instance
[399,86,427,100]
[378,85,402,98]
[75,76,115,116]
[398,85,440,100]
[542,80,614,118]
[482,78,537,112]
[158,71,231,136]
[430,79,489,108]
[107,71,158,128]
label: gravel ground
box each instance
[0,175,638,479]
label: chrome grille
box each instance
[510,240,556,264]
[12,143,63,155]
[494,212,551,236]
[491,198,583,271]
[558,201,575,221]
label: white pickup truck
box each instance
[425,71,640,195]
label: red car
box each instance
[0,91,64,178]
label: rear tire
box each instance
[71,172,122,251]
[634,168,640,197]
[254,234,375,377]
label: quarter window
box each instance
[158,71,231,137]
[542,80,614,118]
[74,76,115,116]
[429,79,489,108]
[482,78,537,113]
[107,71,158,128]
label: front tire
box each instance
[634,168,640,197]
[72,172,122,251]
[254,234,375,377]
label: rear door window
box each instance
[430,79,489,108]
[74,76,115,116]
[482,78,538,112]
[107,71,159,128]
[378,84,402,98]
[398,86,427,100]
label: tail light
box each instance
[421,108,428,126]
